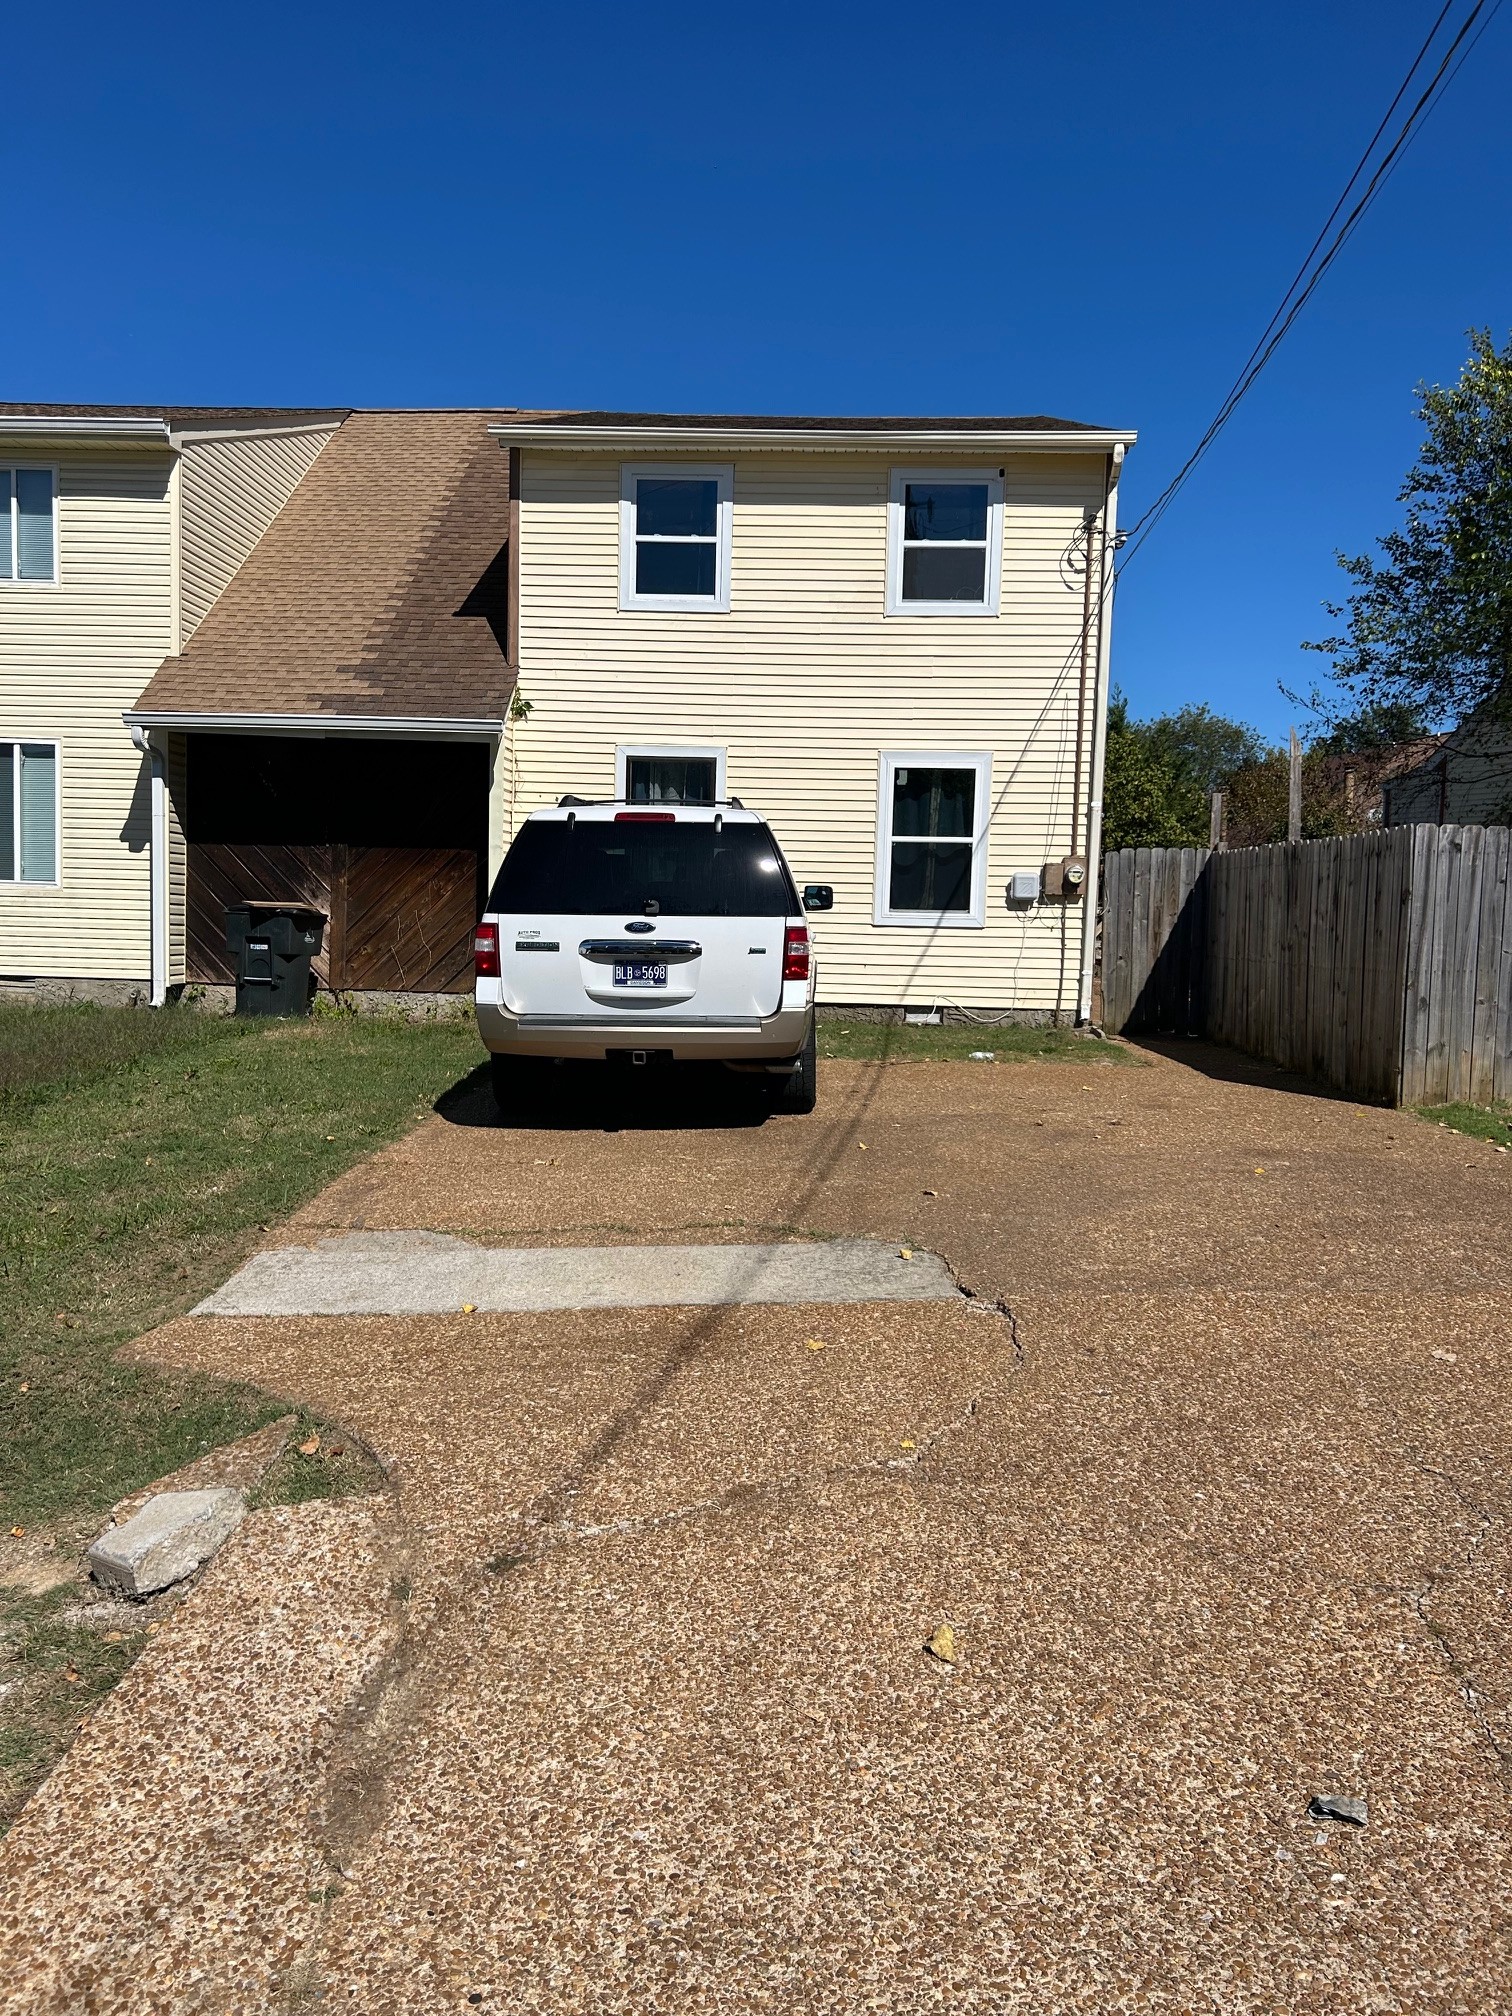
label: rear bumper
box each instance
[476,999,812,1064]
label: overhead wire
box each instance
[1118,0,1501,570]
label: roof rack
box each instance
[554,794,746,810]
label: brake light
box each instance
[783,924,810,983]
[614,811,676,822]
[473,922,500,978]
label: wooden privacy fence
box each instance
[1100,825,1512,1106]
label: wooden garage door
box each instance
[187,843,481,993]
[338,846,479,992]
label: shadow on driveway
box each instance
[435,1059,782,1133]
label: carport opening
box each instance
[182,732,489,994]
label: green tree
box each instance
[1223,749,1355,847]
[1100,694,1207,851]
[1306,328,1512,729]
[1307,698,1432,755]
[1144,704,1268,794]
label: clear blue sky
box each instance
[5,1,1509,742]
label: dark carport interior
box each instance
[183,733,489,994]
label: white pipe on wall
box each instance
[1077,450,1122,1025]
[131,724,169,1007]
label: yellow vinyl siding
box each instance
[166,731,188,985]
[178,427,336,645]
[513,449,1109,1011]
[0,450,173,981]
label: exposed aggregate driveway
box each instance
[4,1044,1512,2015]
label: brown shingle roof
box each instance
[513,410,1107,432]
[133,411,515,723]
[0,402,351,426]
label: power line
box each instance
[1118,0,1501,569]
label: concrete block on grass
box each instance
[87,1489,246,1598]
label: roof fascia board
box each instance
[0,416,171,444]
[491,422,1138,453]
[124,710,504,741]
[170,419,346,447]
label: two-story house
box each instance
[2,405,1134,1021]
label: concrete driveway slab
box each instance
[3,1045,1510,2014]
[196,1231,959,1316]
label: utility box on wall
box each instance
[1041,855,1088,900]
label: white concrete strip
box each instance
[195,1231,959,1317]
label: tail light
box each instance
[473,922,500,978]
[783,924,810,983]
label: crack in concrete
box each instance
[1386,1441,1508,1774]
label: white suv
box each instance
[473,800,829,1113]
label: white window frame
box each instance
[1,736,62,886]
[874,749,991,928]
[885,467,1003,617]
[0,464,60,587]
[615,743,728,804]
[619,463,733,613]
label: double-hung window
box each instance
[619,464,733,611]
[875,751,990,927]
[0,467,58,583]
[0,740,60,883]
[886,469,1002,615]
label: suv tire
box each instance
[775,1021,817,1114]
[490,1054,535,1117]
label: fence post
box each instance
[1288,728,1302,844]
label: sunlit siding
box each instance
[167,731,187,985]
[179,428,336,645]
[514,449,1110,1010]
[0,450,173,981]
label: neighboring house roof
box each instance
[1383,709,1512,826]
[1315,736,1448,824]
[132,410,515,725]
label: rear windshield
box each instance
[488,819,799,917]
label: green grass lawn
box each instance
[0,1000,482,1826]
[1417,1098,1512,1148]
[818,1019,1135,1064]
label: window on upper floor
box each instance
[1,740,59,883]
[619,464,733,612]
[886,469,1002,615]
[874,751,990,926]
[0,467,58,583]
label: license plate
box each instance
[613,961,668,988]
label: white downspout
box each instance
[1077,447,1122,1025]
[130,724,169,1007]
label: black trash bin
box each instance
[226,903,326,1016]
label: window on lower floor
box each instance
[0,467,58,582]
[875,751,990,926]
[616,745,725,805]
[1,740,59,882]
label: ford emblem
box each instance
[624,919,654,933]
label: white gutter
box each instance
[491,422,1138,454]
[1077,448,1122,1026]
[129,724,169,1008]
[0,416,170,442]
[123,710,505,740]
